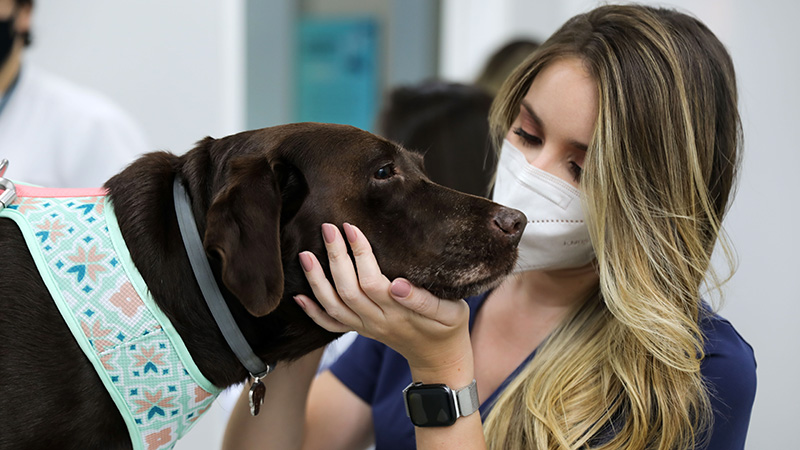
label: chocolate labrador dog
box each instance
[0,123,524,449]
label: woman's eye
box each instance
[374,164,395,180]
[569,161,582,183]
[513,127,543,147]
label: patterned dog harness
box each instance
[0,182,221,450]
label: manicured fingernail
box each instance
[299,252,313,272]
[294,295,307,310]
[390,279,412,298]
[343,223,357,244]
[322,223,336,244]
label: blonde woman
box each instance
[223,4,755,450]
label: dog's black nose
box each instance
[492,207,526,244]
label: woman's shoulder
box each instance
[700,306,757,390]
[699,306,757,446]
[700,307,756,373]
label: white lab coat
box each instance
[0,65,149,188]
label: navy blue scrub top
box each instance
[329,292,756,450]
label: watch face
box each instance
[405,384,457,427]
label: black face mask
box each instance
[0,12,17,66]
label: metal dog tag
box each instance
[249,376,266,416]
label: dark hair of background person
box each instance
[475,38,540,96]
[377,81,495,198]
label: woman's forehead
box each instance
[522,58,598,141]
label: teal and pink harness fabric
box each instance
[0,185,221,450]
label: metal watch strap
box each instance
[454,379,479,418]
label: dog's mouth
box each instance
[423,276,506,301]
[404,259,515,301]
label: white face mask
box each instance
[493,139,595,272]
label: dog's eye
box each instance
[374,164,395,180]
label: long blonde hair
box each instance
[484,5,741,449]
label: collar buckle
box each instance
[0,159,17,210]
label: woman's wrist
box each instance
[407,336,475,388]
[406,340,486,450]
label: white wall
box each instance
[26,0,246,156]
[442,1,800,449]
[24,1,245,448]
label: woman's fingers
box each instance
[295,224,472,370]
[298,223,468,340]
[293,294,353,333]
[321,223,386,314]
[314,223,465,328]
[298,250,361,327]
[342,223,391,298]
[320,223,359,299]
[390,278,469,327]
[298,223,386,328]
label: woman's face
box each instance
[505,57,598,189]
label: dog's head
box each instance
[198,123,525,318]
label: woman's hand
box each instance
[294,223,473,379]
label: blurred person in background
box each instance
[376,41,544,199]
[379,81,495,198]
[0,0,148,188]
[225,4,755,450]
[474,38,540,97]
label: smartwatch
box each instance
[402,379,479,427]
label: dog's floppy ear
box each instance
[204,154,286,317]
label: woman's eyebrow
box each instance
[520,101,543,128]
[570,140,588,152]
[522,100,589,152]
